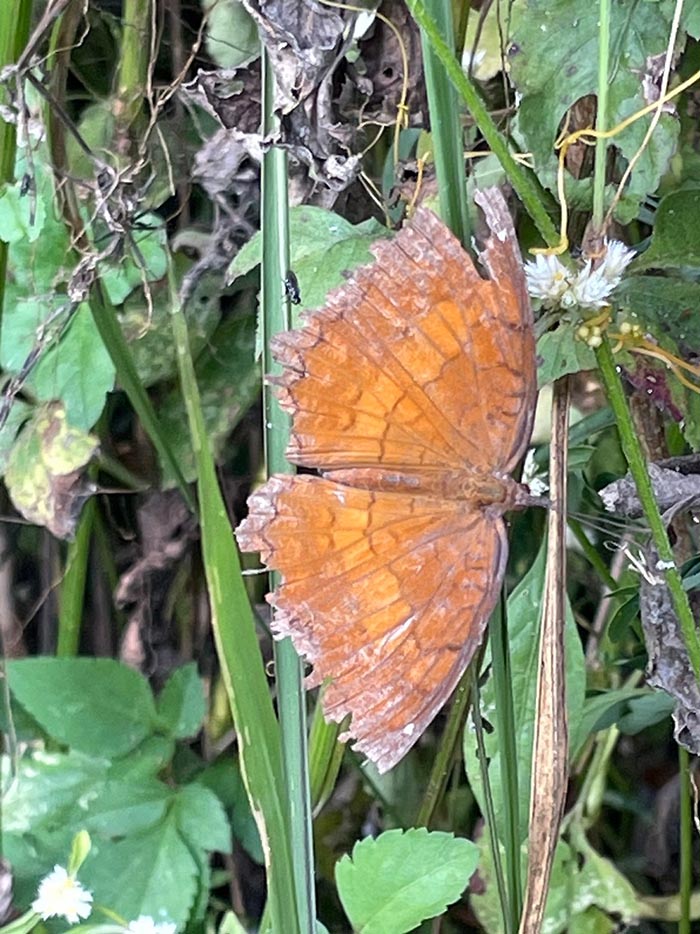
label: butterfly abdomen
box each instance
[321,466,528,509]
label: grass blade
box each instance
[167,257,300,933]
[260,47,316,933]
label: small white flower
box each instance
[524,254,572,306]
[525,239,635,311]
[127,916,177,934]
[570,262,613,309]
[32,865,93,924]
[599,239,636,282]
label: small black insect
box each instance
[19,173,32,197]
[284,270,301,305]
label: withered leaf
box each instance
[5,402,98,540]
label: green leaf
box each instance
[617,690,675,735]
[5,403,98,538]
[228,206,389,313]
[173,783,232,854]
[634,189,700,270]
[68,830,92,875]
[0,176,47,243]
[335,829,479,934]
[99,215,170,305]
[31,305,115,429]
[81,814,198,929]
[7,658,159,756]
[464,540,586,843]
[615,275,700,346]
[510,0,681,222]
[119,266,221,388]
[202,0,259,68]
[158,311,259,485]
[537,323,597,386]
[2,749,109,837]
[471,827,651,932]
[157,664,206,738]
[0,396,30,474]
[197,758,263,863]
[78,778,170,836]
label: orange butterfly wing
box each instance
[236,188,535,771]
[239,475,507,771]
[272,190,534,474]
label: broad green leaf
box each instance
[119,266,221,387]
[510,0,681,222]
[1,750,109,836]
[5,403,98,539]
[197,758,263,863]
[157,663,206,738]
[31,306,115,430]
[633,189,700,270]
[614,273,700,447]
[99,215,170,306]
[173,783,232,854]
[616,691,675,735]
[536,323,597,386]
[463,540,586,843]
[76,779,170,836]
[228,206,388,313]
[7,658,159,756]
[0,396,30,473]
[202,0,259,68]
[471,829,653,932]
[81,815,197,929]
[0,176,47,243]
[615,275,700,345]
[335,828,479,934]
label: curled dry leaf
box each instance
[640,546,700,754]
[186,0,428,195]
[600,462,700,518]
[236,188,537,772]
[602,464,700,753]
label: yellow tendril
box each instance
[531,64,700,257]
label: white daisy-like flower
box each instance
[32,865,93,924]
[127,915,177,934]
[570,262,613,309]
[525,239,635,311]
[599,238,636,282]
[523,253,572,306]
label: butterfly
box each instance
[236,187,536,772]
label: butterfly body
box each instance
[237,188,536,772]
[322,466,530,510]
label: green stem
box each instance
[489,593,522,928]
[471,667,513,934]
[567,517,617,590]
[167,256,299,934]
[260,49,315,934]
[679,745,691,934]
[405,0,559,246]
[115,0,151,139]
[595,341,700,680]
[56,497,95,656]
[415,671,471,828]
[592,0,611,226]
[0,0,33,329]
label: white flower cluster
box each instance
[524,240,636,310]
[32,865,93,924]
[31,865,176,932]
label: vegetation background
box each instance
[2,0,700,932]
